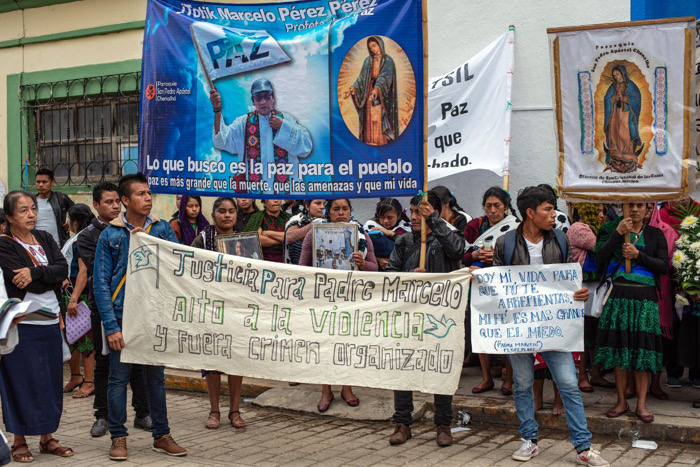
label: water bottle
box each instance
[618,426,639,443]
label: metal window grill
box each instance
[19,72,141,188]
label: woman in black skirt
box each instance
[594,202,668,423]
[0,191,73,462]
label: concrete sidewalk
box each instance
[163,366,700,443]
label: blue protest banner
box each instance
[138,0,425,199]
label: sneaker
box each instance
[134,415,152,431]
[512,439,539,461]
[152,434,187,457]
[389,423,412,445]
[436,425,453,447]
[577,449,610,466]
[91,418,108,437]
[690,377,700,389]
[666,376,682,388]
[109,437,127,461]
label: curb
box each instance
[165,374,700,444]
[165,374,271,398]
[449,397,700,444]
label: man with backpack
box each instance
[492,186,609,467]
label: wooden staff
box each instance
[419,0,429,269]
[622,203,631,273]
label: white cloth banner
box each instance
[427,29,514,180]
[121,233,470,395]
[470,263,583,354]
[190,22,290,81]
[551,20,695,201]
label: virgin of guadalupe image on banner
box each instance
[549,18,696,201]
[337,35,416,146]
[602,63,645,173]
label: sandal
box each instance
[38,438,74,457]
[205,411,221,429]
[72,380,95,399]
[63,373,83,393]
[229,410,246,429]
[11,443,34,463]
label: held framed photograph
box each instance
[312,223,358,271]
[215,232,262,260]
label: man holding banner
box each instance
[492,186,608,467]
[386,191,466,448]
[93,174,187,461]
[211,79,313,194]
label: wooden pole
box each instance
[622,203,631,273]
[503,174,510,191]
[419,0,429,270]
[190,24,215,91]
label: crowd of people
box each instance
[0,169,698,465]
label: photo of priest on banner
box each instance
[210,79,313,194]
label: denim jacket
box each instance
[93,214,177,336]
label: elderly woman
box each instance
[0,191,72,462]
[299,199,378,412]
[191,198,247,429]
[463,187,517,395]
[594,202,668,423]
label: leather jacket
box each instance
[385,212,466,273]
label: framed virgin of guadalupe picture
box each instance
[215,232,262,260]
[311,223,358,271]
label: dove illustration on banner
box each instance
[425,314,457,338]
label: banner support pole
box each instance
[190,24,215,91]
[419,0,429,270]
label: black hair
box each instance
[35,168,54,180]
[516,186,556,220]
[482,186,519,221]
[68,203,96,232]
[537,183,558,201]
[324,199,352,220]
[93,181,119,203]
[431,185,465,214]
[118,173,149,200]
[374,198,409,225]
[212,197,237,214]
[410,191,442,213]
[2,190,36,233]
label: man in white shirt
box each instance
[491,186,609,467]
[210,79,313,195]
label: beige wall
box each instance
[0,0,278,219]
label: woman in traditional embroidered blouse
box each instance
[594,202,668,423]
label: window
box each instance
[20,72,140,187]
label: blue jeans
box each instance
[108,348,170,439]
[509,352,591,452]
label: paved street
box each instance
[9,389,700,466]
